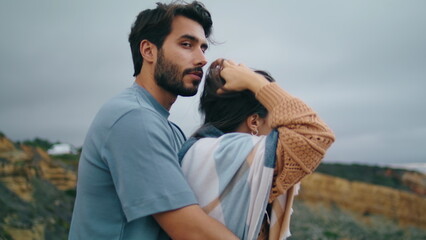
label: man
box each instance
[69,2,238,239]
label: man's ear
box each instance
[140,40,157,63]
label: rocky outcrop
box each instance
[402,171,426,196]
[3,223,45,240]
[0,136,15,152]
[1,133,425,239]
[0,135,76,240]
[0,136,76,200]
[298,172,426,229]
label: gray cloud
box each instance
[1,0,425,171]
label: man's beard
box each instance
[154,50,202,97]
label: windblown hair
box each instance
[129,1,213,77]
[199,60,275,133]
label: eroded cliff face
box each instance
[1,133,425,239]
[298,172,426,229]
[0,136,76,239]
[402,171,426,196]
[0,136,76,200]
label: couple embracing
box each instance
[69,1,335,240]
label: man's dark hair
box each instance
[129,1,213,77]
[199,60,276,133]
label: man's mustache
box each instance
[183,67,204,77]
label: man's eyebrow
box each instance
[180,34,209,50]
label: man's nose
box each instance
[194,49,207,67]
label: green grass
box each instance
[290,200,426,240]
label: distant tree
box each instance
[22,137,59,151]
[0,131,5,138]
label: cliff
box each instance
[402,171,426,196]
[0,135,76,240]
[0,133,425,239]
[297,172,426,229]
[0,137,76,199]
[314,162,426,196]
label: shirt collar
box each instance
[131,82,170,119]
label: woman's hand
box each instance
[217,60,269,94]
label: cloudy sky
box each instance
[1,0,425,172]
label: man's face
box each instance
[154,16,208,97]
[154,49,200,96]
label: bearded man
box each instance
[69,2,238,240]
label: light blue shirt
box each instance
[69,83,198,239]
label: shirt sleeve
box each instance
[102,108,198,222]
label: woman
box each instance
[178,59,335,239]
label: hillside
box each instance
[315,162,425,196]
[0,135,76,240]
[0,133,425,239]
[291,172,426,239]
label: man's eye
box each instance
[181,42,192,47]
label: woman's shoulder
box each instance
[219,132,262,142]
[194,132,265,153]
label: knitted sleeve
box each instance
[255,83,335,202]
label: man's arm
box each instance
[105,109,238,239]
[154,205,239,240]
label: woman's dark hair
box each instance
[199,60,275,133]
[129,1,213,77]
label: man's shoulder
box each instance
[102,87,161,117]
[89,88,165,133]
[104,87,151,111]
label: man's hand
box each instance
[153,204,239,240]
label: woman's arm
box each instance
[220,60,335,202]
[255,83,335,201]
[154,205,239,240]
